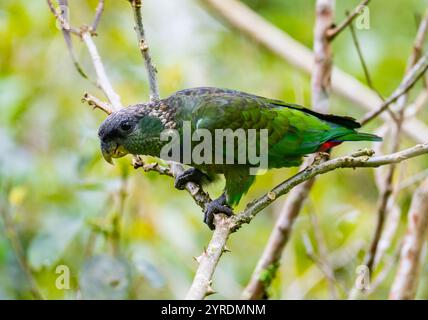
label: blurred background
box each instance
[0,0,427,299]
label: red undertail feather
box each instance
[318,141,343,152]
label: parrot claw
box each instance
[174,167,208,190]
[203,194,234,230]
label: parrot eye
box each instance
[120,121,133,132]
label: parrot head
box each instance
[98,107,140,164]
[98,104,167,164]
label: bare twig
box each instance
[326,0,371,40]
[187,144,428,299]
[389,178,428,299]
[132,159,212,211]
[398,168,428,190]
[362,11,428,273]
[405,90,428,119]
[360,51,428,125]
[82,92,112,115]
[91,0,105,32]
[47,0,123,110]
[46,0,80,34]
[199,0,428,143]
[48,0,89,79]
[81,30,123,110]
[129,0,160,101]
[311,0,334,112]
[185,216,230,299]
[348,17,384,100]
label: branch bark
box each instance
[326,0,370,40]
[389,178,428,300]
[361,10,428,276]
[359,51,428,125]
[129,0,160,101]
[81,30,123,111]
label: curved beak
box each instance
[101,141,115,165]
[100,141,129,165]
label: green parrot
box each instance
[98,87,381,229]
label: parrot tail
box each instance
[318,132,382,152]
[336,132,383,142]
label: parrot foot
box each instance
[174,167,208,190]
[204,194,234,230]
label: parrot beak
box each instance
[100,141,129,165]
[101,141,114,165]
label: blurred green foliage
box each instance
[0,0,427,299]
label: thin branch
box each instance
[235,145,428,228]
[405,90,428,119]
[326,0,371,40]
[187,144,428,299]
[91,0,105,32]
[82,92,112,115]
[46,0,80,34]
[389,178,428,299]
[48,0,89,79]
[81,30,123,110]
[398,168,428,190]
[129,0,160,101]
[199,0,428,143]
[348,16,384,100]
[133,158,212,210]
[47,0,122,110]
[360,51,428,125]
[362,10,428,272]
[311,0,334,112]
[408,8,428,68]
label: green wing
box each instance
[187,88,354,167]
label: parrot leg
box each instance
[203,194,234,230]
[174,167,208,190]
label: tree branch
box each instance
[360,51,428,125]
[91,0,105,33]
[133,158,212,210]
[389,178,428,299]
[82,92,113,115]
[81,29,123,111]
[47,0,123,110]
[348,15,384,100]
[326,0,371,40]
[311,0,334,112]
[361,10,428,275]
[129,0,160,101]
[48,0,89,79]
[187,144,428,299]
